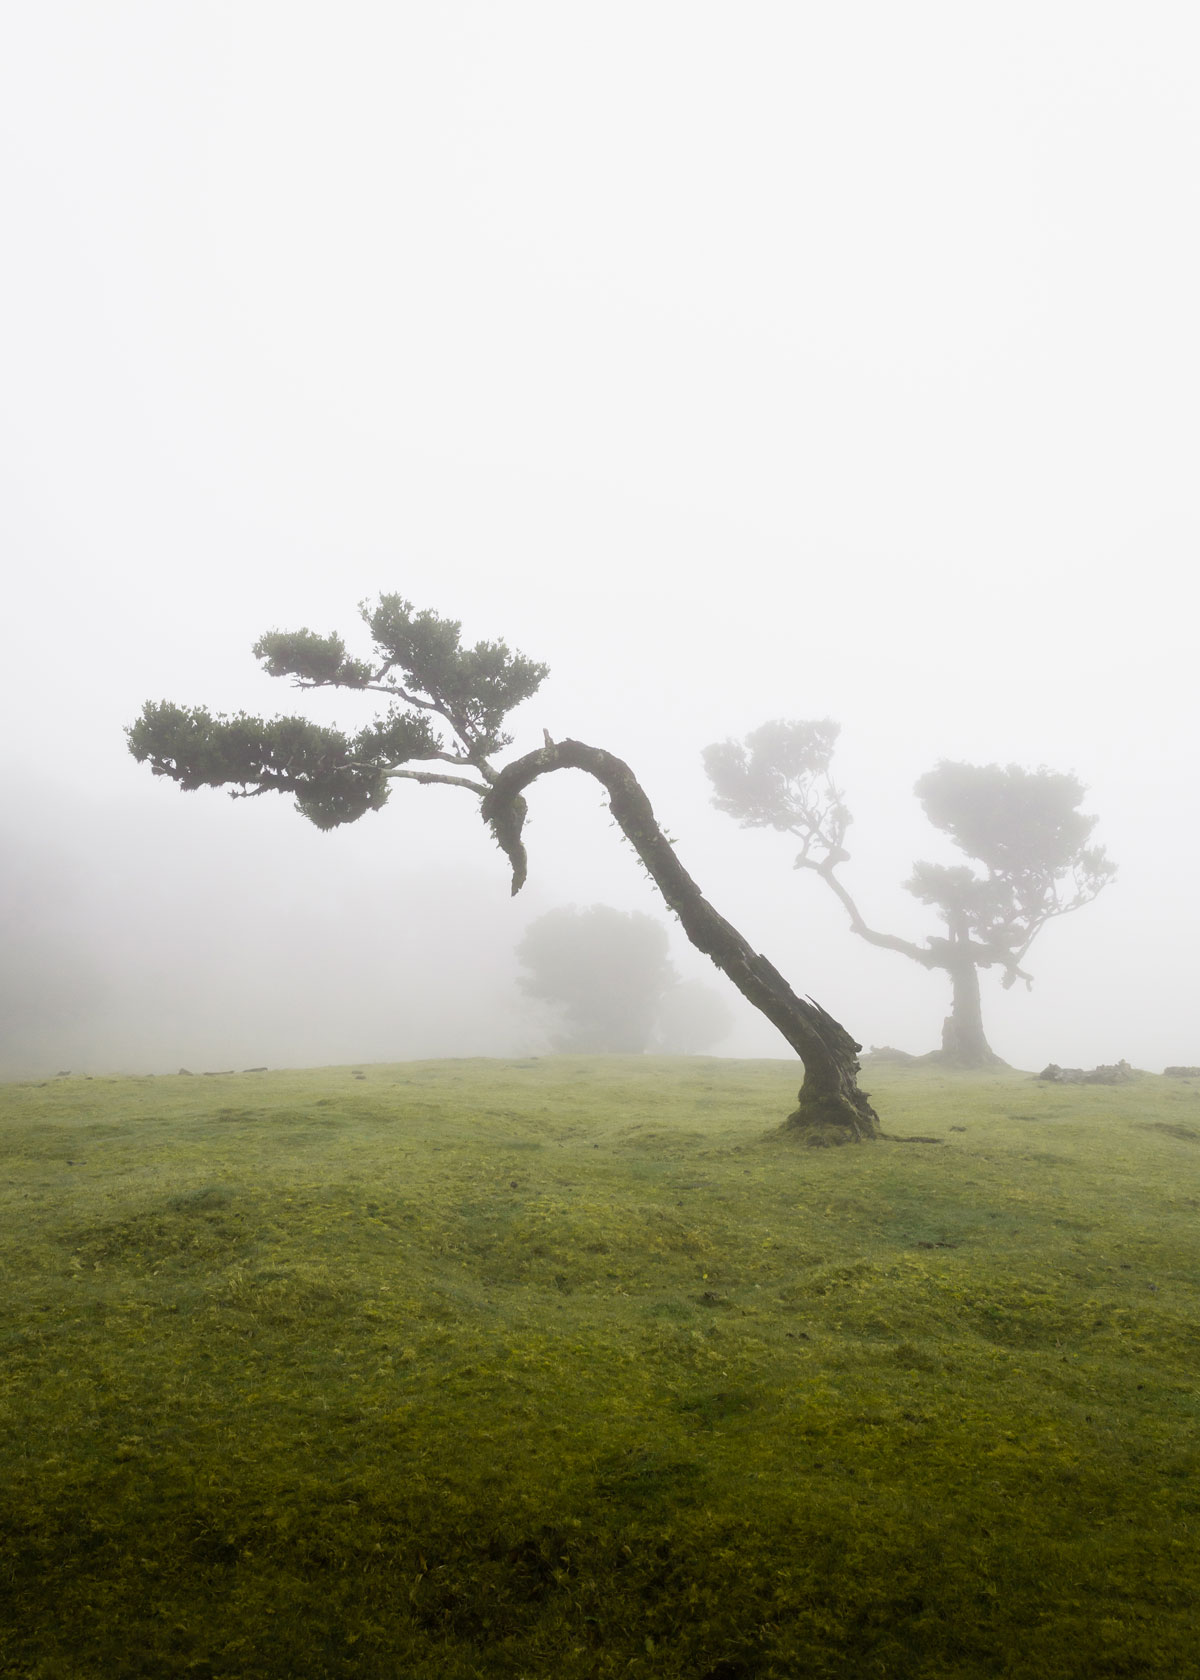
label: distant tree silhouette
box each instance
[516,905,677,1053]
[128,596,878,1141]
[703,721,1116,1067]
[516,906,734,1055]
[654,978,735,1056]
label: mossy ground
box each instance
[2,1057,1198,1678]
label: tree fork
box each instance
[481,738,879,1143]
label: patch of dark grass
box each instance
[62,1190,254,1273]
[1136,1120,1200,1143]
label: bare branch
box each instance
[805,862,941,969]
[383,768,489,795]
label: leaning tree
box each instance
[127,597,878,1142]
[703,720,1116,1067]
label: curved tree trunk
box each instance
[481,738,879,1143]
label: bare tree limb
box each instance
[803,862,941,969]
[383,768,489,795]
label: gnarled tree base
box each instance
[928,1047,1010,1071]
[782,1079,880,1146]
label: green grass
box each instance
[2,1056,1198,1678]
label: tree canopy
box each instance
[128,596,549,827]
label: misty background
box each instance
[3,3,1197,1080]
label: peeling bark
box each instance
[482,739,879,1143]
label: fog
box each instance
[3,4,1197,1081]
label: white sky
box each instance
[2,2,1198,1076]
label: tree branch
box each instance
[804,862,942,970]
[383,768,489,795]
[294,674,464,730]
[289,675,501,781]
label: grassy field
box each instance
[2,1056,1198,1679]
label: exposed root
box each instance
[780,1091,879,1147]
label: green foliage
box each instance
[517,905,678,1052]
[916,761,1095,875]
[2,1060,1199,1677]
[351,704,450,767]
[908,762,1117,966]
[362,594,549,755]
[905,860,1012,922]
[702,719,849,862]
[126,701,394,829]
[128,595,550,828]
[253,627,375,687]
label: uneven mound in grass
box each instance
[2,1058,1198,1677]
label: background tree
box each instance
[517,905,677,1053]
[516,906,735,1054]
[654,978,735,1056]
[128,597,878,1141]
[703,721,1116,1067]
